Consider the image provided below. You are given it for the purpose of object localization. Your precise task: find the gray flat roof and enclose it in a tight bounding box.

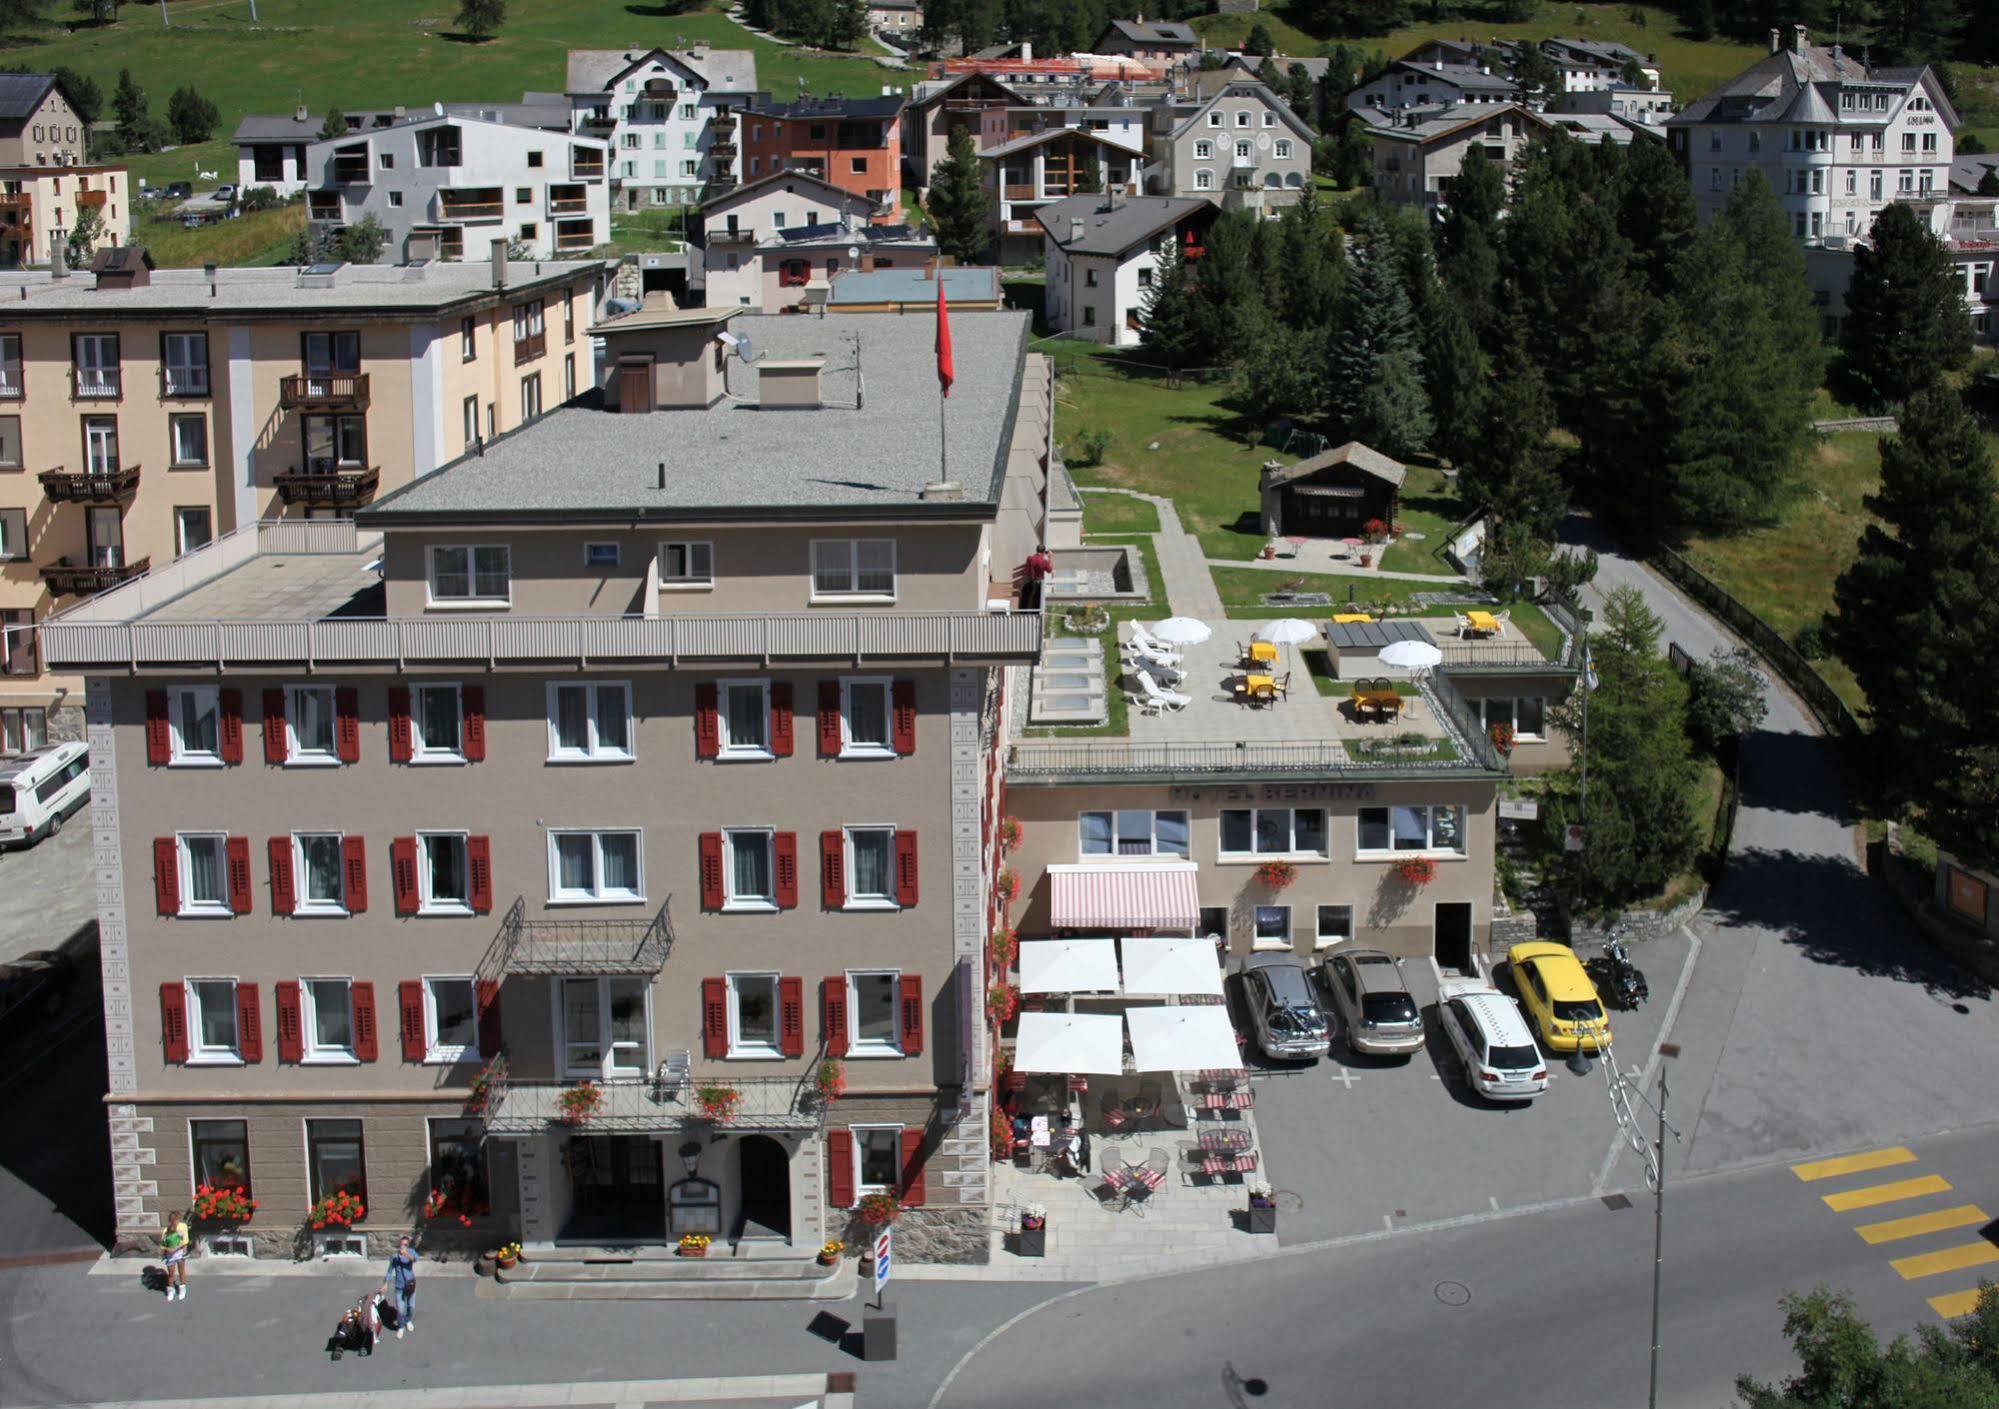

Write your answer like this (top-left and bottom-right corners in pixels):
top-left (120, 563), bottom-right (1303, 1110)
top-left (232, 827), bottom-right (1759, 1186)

top-left (828, 266), bottom-right (1000, 303)
top-left (363, 311), bottom-right (1034, 523)
top-left (0, 258), bottom-right (602, 316)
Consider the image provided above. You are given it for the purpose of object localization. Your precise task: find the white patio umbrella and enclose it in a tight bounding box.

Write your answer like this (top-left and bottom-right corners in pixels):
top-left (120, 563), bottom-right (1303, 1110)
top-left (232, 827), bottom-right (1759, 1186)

top-left (1125, 1005), bottom-right (1243, 1072)
top-left (1379, 639), bottom-right (1444, 671)
top-left (1150, 617), bottom-right (1213, 645)
top-left (1019, 938), bottom-right (1121, 995)
top-left (1013, 1011), bottom-right (1126, 1075)
top-left (1259, 618), bottom-right (1318, 645)
top-left (1120, 936), bottom-right (1225, 997)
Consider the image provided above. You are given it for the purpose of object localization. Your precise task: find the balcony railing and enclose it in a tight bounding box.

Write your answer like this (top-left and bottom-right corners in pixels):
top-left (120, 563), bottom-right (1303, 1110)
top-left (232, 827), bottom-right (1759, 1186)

top-left (76, 190), bottom-right (107, 208)
top-left (272, 464), bottom-right (380, 507)
top-left (572, 157), bottom-right (607, 180)
top-left (554, 229), bottom-right (595, 253)
top-left (548, 195), bottom-right (589, 215)
top-left (439, 199), bottom-right (505, 221)
top-left (279, 373), bottom-right (370, 411)
top-left (513, 331), bottom-right (546, 361)
top-left (330, 162), bottom-right (370, 185)
top-left (38, 463), bottom-right (140, 504)
top-left (41, 556), bottom-right (149, 597)
top-left (480, 896), bottom-right (674, 981)
top-left (481, 1066), bottom-right (826, 1136)
top-left (0, 193), bottom-right (30, 210)
top-left (0, 369), bottom-right (21, 399)
top-left (72, 369), bottom-right (120, 399)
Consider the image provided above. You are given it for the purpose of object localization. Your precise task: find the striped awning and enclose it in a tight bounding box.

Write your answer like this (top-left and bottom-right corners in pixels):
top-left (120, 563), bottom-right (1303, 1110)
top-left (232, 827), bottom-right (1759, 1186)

top-left (1048, 863), bottom-right (1200, 930)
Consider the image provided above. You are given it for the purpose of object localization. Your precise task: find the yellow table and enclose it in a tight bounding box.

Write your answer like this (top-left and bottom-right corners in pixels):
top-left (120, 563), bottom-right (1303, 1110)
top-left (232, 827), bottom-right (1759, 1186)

top-left (1353, 688), bottom-right (1402, 719)
top-left (1332, 613), bottom-right (1373, 624)
top-left (1465, 610), bottom-right (1500, 636)
top-left (1242, 673), bottom-right (1276, 702)
top-left (1248, 641), bottom-right (1279, 665)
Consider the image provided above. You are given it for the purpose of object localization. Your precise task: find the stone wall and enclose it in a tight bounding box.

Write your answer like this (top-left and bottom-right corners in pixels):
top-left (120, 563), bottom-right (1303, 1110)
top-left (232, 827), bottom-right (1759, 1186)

top-left (846, 1204), bottom-right (989, 1264)
top-left (47, 701), bottom-right (85, 744)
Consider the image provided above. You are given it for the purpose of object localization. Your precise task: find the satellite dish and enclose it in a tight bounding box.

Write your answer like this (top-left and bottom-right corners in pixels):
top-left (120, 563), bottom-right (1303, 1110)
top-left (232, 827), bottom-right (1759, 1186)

top-left (736, 335), bottom-right (755, 363)
top-left (433, 101), bottom-right (444, 116)
top-left (846, 245), bottom-right (860, 261)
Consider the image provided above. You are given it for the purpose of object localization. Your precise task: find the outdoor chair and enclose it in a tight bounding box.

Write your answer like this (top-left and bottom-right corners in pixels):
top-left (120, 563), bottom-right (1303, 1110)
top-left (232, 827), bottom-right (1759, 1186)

top-left (1128, 624), bottom-right (1182, 663)
top-left (1136, 670), bottom-right (1191, 713)
top-left (1129, 639), bottom-right (1185, 679)
top-left (1453, 612), bottom-right (1473, 640)
top-left (1274, 671), bottom-right (1293, 699)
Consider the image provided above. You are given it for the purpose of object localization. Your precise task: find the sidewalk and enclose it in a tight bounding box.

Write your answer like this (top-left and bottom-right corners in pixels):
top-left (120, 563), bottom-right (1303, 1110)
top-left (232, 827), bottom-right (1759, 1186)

top-left (1076, 488), bottom-right (1222, 618)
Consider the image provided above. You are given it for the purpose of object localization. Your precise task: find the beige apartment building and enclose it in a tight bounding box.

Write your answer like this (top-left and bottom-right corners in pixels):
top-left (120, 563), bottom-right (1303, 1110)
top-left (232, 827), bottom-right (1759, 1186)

top-left (41, 307), bottom-right (1051, 1272)
top-left (0, 248), bottom-right (602, 754)
top-left (0, 74), bottom-right (87, 169)
top-left (0, 165), bottom-right (132, 269)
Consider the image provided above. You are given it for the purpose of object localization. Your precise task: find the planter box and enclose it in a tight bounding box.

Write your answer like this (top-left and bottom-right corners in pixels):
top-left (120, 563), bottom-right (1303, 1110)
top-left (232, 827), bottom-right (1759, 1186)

top-left (1017, 1226), bottom-right (1046, 1258)
top-left (1246, 1205), bottom-right (1277, 1235)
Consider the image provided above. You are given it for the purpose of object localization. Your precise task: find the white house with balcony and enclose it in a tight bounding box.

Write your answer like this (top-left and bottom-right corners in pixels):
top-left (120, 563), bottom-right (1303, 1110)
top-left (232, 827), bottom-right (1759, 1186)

top-left (305, 113), bottom-right (611, 262)
top-left (566, 46), bottom-right (759, 210)
top-left (1037, 192), bottom-right (1211, 346)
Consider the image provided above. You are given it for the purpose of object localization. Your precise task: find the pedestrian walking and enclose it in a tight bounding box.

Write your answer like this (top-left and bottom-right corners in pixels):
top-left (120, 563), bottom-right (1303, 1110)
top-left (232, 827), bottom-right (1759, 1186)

top-left (386, 1234), bottom-right (417, 1337)
top-left (160, 1209), bottom-right (190, 1302)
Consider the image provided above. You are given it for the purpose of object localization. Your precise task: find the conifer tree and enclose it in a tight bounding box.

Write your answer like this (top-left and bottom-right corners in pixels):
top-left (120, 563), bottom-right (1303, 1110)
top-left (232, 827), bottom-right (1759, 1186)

top-left (924, 125), bottom-right (992, 263)
top-left (1841, 201), bottom-right (1973, 408)
top-left (1324, 252), bottom-right (1431, 458)
top-left (1138, 245), bottom-right (1203, 373)
top-left (1456, 308), bottom-right (1565, 537)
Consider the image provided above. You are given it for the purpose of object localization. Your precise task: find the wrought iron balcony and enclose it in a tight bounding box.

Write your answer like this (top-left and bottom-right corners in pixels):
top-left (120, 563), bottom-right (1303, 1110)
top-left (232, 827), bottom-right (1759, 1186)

top-left (38, 463), bottom-right (140, 504)
top-left (72, 368), bottom-right (120, 399)
top-left (479, 1062), bottom-right (825, 1137)
top-left (41, 556), bottom-right (149, 596)
top-left (279, 373), bottom-right (370, 411)
top-left (272, 464), bottom-right (380, 507)
top-left (481, 896), bottom-right (674, 979)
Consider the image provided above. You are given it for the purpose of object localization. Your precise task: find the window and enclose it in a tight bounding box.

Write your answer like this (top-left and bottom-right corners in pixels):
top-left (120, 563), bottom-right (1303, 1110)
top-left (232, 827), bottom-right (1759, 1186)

top-left (838, 677), bottom-right (892, 757)
top-left (659, 540), bottom-right (713, 587)
top-left (423, 978), bottom-right (478, 1062)
top-left (847, 971), bottom-right (901, 1055)
top-left (1219, 808), bottom-right (1327, 857)
top-left (1235, 141), bottom-right (1251, 159)
top-left (161, 332), bottom-right (208, 396)
top-left (520, 372), bottom-right (542, 421)
top-left (0, 414), bottom-right (19, 467)
top-left (83, 416), bottom-right (118, 475)
top-left (72, 332), bottom-right (118, 396)
top-left (418, 831), bottom-right (471, 913)
top-left (811, 538), bottom-right (895, 597)
top-left (548, 829), bottom-right (644, 903)
top-left (411, 683), bottom-right (463, 762)
top-left (723, 828), bottom-right (774, 908)
top-left (546, 681), bottom-right (632, 762)
top-left (1084, 268), bottom-right (1097, 287)
top-left (379, 152), bottom-right (395, 169)
top-left (512, 300), bottom-right (545, 355)
top-left (727, 972), bottom-right (781, 1057)
top-left (1316, 904), bottom-right (1354, 948)
top-left (844, 827), bottom-right (897, 907)
top-left (1078, 809), bottom-right (1190, 858)
top-left (1479, 696), bottom-right (1545, 739)
top-left (168, 685), bottom-right (220, 765)
top-left (302, 413), bottom-right (365, 471)
top-left (300, 978), bottom-right (356, 1061)
top-left (293, 833), bottom-right (348, 915)
top-left (1253, 906), bottom-right (1290, 948)
top-left (190, 1119), bottom-right (249, 1194)
top-left (560, 976), bottom-right (647, 1077)
top-left (1195, 169), bottom-right (1212, 190)
top-left (1275, 139), bottom-right (1292, 158)
top-left (1138, 267), bottom-right (1153, 289)
top-left (305, 1119), bottom-right (366, 1206)
top-left (1207, 111), bottom-right (1222, 127)
top-left (460, 317), bottom-right (476, 361)
top-left (1263, 111), bottom-right (1276, 127)
top-left (427, 1118), bottom-right (487, 1210)
top-left (518, 222), bottom-right (539, 243)
top-left (177, 832), bottom-right (231, 914)
top-left (717, 679), bottom-right (770, 759)
top-left (303, 331), bottom-right (360, 378)
top-left (1846, 170), bottom-right (1857, 195)
top-left (387, 191), bottom-right (403, 208)
top-left (185, 979), bottom-right (240, 1060)
top-left (1083, 307), bottom-right (1097, 327)
top-left (1357, 804), bottom-right (1466, 855)
top-left (0, 507), bottom-right (25, 560)
top-left (1235, 111), bottom-right (1250, 128)
top-left (854, 1125), bottom-right (902, 1194)
top-left (1902, 133), bottom-right (1916, 153)
top-left (563, 353), bottom-right (576, 402)
top-left (427, 545), bottom-right (511, 605)
top-left (1195, 140), bottom-right (1211, 158)
top-left (169, 413), bottom-right (208, 468)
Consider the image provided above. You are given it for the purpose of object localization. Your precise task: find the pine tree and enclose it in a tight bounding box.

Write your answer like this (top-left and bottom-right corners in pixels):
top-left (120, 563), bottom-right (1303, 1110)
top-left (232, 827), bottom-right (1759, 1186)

top-left (320, 109), bottom-right (349, 140)
top-left (1618, 136), bottom-right (1699, 298)
top-left (1457, 309), bottom-right (1565, 537)
top-left (1982, 169), bottom-right (1999, 197)
top-left (1830, 386), bottom-right (1999, 871)
top-left (1423, 299), bottom-right (1487, 469)
top-left (455, 0), bottom-right (506, 40)
top-left (1508, 41), bottom-right (1560, 104)
top-left (167, 85), bottom-right (219, 145)
top-left (1841, 201), bottom-right (1973, 408)
top-left (1324, 251), bottom-right (1432, 458)
top-left (1139, 245), bottom-right (1204, 373)
top-left (1244, 22), bottom-right (1276, 57)
top-left (111, 69), bottom-right (144, 130)
top-left (924, 125), bottom-right (992, 263)
top-left (1188, 211), bottom-right (1267, 366)
top-left (1684, 0), bottom-right (1715, 41)
top-left (1272, 186), bottom-right (1345, 331)
top-left (1238, 319), bottom-right (1325, 425)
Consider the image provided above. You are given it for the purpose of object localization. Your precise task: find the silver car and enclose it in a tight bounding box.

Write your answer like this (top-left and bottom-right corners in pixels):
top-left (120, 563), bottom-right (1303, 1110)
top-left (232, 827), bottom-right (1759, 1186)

top-left (1240, 955), bottom-right (1332, 1060)
top-left (1319, 949), bottom-right (1424, 1056)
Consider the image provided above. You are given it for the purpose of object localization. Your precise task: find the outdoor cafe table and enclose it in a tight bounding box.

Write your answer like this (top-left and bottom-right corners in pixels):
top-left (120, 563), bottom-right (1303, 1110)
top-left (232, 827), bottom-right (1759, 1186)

top-left (1465, 609), bottom-right (1500, 636)
top-left (1247, 640), bottom-right (1279, 665)
top-left (1353, 685), bottom-right (1402, 719)
top-left (1197, 1128), bottom-right (1253, 1153)
top-left (1332, 612), bottom-right (1374, 624)
top-left (1239, 674), bottom-right (1276, 702)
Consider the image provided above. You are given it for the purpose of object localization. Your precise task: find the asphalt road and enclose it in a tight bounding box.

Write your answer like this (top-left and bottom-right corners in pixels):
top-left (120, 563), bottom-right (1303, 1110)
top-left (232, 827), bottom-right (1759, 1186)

top-left (0, 815), bottom-right (95, 968)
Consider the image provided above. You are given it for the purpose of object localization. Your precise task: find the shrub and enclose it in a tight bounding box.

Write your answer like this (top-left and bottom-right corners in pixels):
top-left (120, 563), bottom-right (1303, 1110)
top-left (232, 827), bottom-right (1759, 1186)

top-left (1072, 427), bottom-right (1113, 467)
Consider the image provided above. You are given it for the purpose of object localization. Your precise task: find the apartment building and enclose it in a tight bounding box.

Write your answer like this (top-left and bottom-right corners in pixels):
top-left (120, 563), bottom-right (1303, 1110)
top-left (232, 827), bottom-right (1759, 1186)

top-left (985, 130), bottom-right (1144, 260)
top-left (1145, 75), bottom-right (1314, 212)
top-left (236, 95), bottom-right (574, 200)
top-left (1366, 103), bottom-right (1552, 209)
top-left (905, 72), bottom-right (1149, 197)
top-left (1346, 58), bottom-right (1525, 116)
top-left (42, 306), bottom-right (1051, 1266)
top-left (0, 74), bottom-right (87, 169)
top-left (1093, 18), bottom-right (1201, 64)
top-left (742, 94), bottom-right (907, 208)
top-left (866, 0), bottom-right (923, 38)
top-left (0, 165), bottom-right (131, 268)
top-left (1038, 193), bottom-right (1210, 345)
top-left (566, 47), bottom-right (760, 209)
top-left (1542, 36), bottom-right (1661, 94)
top-left (304, 113), bottom-right (611, 262)
top-left (695, 172), bottom-right (936, 310)
top-left (0, 249), bottom-right (601, 751)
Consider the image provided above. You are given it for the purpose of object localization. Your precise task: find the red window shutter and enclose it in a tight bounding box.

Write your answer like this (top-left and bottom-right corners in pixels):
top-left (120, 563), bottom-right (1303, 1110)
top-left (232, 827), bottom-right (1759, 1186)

top-left (352, 982), bottom-right (379, 1062)
top-left (267, 836), bottom-right (296, 916)
top-left (334, 687), bottom-right (361, 763)
top-left (262, 688), bottom-right (287, 765)
top-left (398, 979), bottom-right (426, 1062)
top-left (476, 979), bottom-right (501, 1056)
top-left (898, 974), bottom-right (924, 1056)
top-left (235, 982), bottom-right (262, 1063)
top-left (894, 830), bottom-right (919, 907)
top-left (159, 981), bottom-right (188, 1063)
top-left (779, 976), bottom-right (804, 1058)
top-left (698, 832), bottom-right (724, 909)
top-left (827, 1129), bottom-right (855, 1209)
top-left (700, 976), bottom-right (728, 1059)
top-left (769, 681), bottom-right (794, 757)
top-left (694, 683), bottom-right (720, 759)
top-left (225, 836), bottom-right (253, 914)
top-left (773, 831), bottom-right (798, 909)
top-left (467, 835), bottom-right (493, 912)
top-left (391, 837), bottom-right (419, 916)
top-left (342, 836), bottom-right (368, 913)
top-left (820, 830), bottom-right (845, 909)
top-left (275, 981), bottom-right (303, 1063)
top-left (891, 679), bottom-right (916, 755)
top-left (462, 685), bottom-right (486, 762)
top-left (900, 1128), bottom-right (926, 1205)
top-left (152, 837), bottom-right (179, 915)
top-left (388, 686), bottom-right (413, 763)
top-left (144, 690), bottom-right (171, 766)
top-left (817, 679), bottom-right (842, 757)
top-left (822, 976), bottom-right (848, 1058)
top-left (218, 689), bottom-right (244, 765)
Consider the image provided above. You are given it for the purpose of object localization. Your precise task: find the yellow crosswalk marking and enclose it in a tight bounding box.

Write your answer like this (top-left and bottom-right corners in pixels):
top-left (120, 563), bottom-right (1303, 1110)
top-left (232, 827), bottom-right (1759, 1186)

top-left (1929, 1289), bottom-right (1986, 1319)
top-left (1821, 1174), bottom-right (1953, 1211)
top-left (1792, 1147), bottom-right (1918, 1182)
top-left (1855, 1205), bottom-right (1991, 1245)
top-left (1890, 1241), bottom-right (1999, 1281)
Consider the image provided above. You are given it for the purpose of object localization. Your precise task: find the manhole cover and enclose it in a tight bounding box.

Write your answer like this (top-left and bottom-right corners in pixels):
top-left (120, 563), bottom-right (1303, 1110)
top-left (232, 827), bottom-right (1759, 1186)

top-left (1435, 1281), bottom-right (1471, 1307)
top-left (1601, 1193), bottom-right (1633, 1211)
top-left (1273, 1190), bottom-right (1305, 1213)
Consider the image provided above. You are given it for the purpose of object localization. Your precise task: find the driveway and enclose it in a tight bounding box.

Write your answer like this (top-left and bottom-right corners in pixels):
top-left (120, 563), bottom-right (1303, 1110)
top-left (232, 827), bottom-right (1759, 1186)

top-left (0, 814), bottom-right (94, 967)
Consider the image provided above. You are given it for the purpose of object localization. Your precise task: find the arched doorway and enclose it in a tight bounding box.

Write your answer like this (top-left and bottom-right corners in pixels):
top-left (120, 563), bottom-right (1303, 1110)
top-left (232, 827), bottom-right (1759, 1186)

top-left (736, 1135), bottom-right (791, 1242)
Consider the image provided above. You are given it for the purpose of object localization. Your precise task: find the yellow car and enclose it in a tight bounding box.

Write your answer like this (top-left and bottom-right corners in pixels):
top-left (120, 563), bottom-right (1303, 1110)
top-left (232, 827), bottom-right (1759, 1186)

top-left (1506, 942), bottom-right (1610, 1054)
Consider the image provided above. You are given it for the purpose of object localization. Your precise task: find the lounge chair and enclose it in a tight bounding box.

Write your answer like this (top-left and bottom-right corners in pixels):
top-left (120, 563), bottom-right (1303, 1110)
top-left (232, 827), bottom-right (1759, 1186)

top-left (1130, 641), bottom-right (1185, 682)
top-left (1129, 623), bottom-right (1183, 662)
top-left (1135, 669), bottom-right (1191, 713)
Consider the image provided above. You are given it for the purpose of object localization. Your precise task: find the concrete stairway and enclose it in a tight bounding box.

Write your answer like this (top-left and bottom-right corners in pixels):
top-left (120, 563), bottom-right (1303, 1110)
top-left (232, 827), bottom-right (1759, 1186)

top-left (494, 1245), bottom-right (853, 1301)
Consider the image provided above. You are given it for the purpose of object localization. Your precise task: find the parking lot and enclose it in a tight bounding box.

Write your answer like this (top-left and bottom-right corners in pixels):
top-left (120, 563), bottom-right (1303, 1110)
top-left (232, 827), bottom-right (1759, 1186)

top-left (1238, 929), bottom-right (1695, 1244)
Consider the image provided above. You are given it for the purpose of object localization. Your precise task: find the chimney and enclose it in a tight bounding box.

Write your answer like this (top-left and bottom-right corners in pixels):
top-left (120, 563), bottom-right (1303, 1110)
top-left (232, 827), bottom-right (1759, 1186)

top-left (656, 461), bottom-right (666, 489)
top-left (490, 237), bottom-right (509, 289)
top-left (393, 103), bottom-right (406, 121)
top-left (49, 229), bottom-right (66, 278)
top-left (1793, 24), bottom-right (1807, 51)
top-left (1069, 217), bottom-right (1084, 243)
top-left (1770, 27), bottom-right (1781, 53)
top-left (294, 102), bottom-right (309, 122)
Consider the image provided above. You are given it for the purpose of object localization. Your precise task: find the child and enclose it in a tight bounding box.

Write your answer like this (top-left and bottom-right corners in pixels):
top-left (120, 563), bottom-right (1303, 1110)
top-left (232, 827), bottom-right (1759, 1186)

top-left (159, 1211), bottom-right (190, 1302)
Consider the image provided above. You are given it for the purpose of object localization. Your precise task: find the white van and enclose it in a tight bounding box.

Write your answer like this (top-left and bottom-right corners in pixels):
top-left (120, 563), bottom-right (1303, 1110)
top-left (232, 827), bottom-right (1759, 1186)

top-left (0, 742), bottom-right (90, 848)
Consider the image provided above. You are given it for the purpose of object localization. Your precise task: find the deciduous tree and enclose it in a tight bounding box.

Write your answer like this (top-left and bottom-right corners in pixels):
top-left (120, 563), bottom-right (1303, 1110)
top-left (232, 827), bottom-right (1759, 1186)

top-left (1736, 1284), bottom-right (1999, 1409)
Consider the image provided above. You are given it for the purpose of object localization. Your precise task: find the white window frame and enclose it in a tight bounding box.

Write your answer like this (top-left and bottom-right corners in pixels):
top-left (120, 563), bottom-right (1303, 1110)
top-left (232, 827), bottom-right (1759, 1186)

top-left (167, 685), bottom-right (222, 767)
top-left (422, 975), bottom-right (479, 1064)
top-left (1077, 809), bottom-right (1191, 859)
top-left (410, 683), bottom-right (465, 764)
top-left (546, 828), bottom-right (645, 905)
top-left (285, 683), bottom-right (339, 766)
top-left (716, 678), bottom-right (772, 761)
top-left (1218, 807), bottom-right (1329, 859)
top-left (299, 976), bottom-right (358, 1064)
top-left (292, 831), bottom-right (349, 916)
top-left (809, 538), bottom-right (896, 601)
top-left (845, 969), bottom-right (903, 1057)
top-left (1195, 169), bottom-right (1212, 191)
top-left (1251, 904), bottom-right (1291, 951)
top-left (658, 540), bottom-right (714, 589)
top-left (185, 976), bottom-right (241, 1063)
top-left (1194, 140), bottom-right (1211, 159)
top-left (1275, 139), bottom-right (1292, 158)
top-left (1206, 111), bottom-right (1221, 127)
top-left (417, 830), bottom-right (473, 915)
top-left (1315, 904), bottom-right (1354, 950)
top-left (169, 413), bottom-right (208, 467)
top-left (1356, 804), bottom-right (1467, 858)
top-left (725, 970), bottom-right (783, 1059)
top-left (544, 681), bottom-right (634, 763)
top-left (177, 832), bottom-right (232, 917)
top-left (555, 975), bottom-right (651, 1079)
top-left (852, 1123), bottom-right (903, 1197)
top-left (722, 827), bottom-right (776, 911)
top-left (839, 676), bottom-right (894, 758)
top-left (843, 826), bottom-right (899, 910)
top-left (425, 544), bottom-right (512, 607)
top-left (1478, 695), bottom-right (1546, 742)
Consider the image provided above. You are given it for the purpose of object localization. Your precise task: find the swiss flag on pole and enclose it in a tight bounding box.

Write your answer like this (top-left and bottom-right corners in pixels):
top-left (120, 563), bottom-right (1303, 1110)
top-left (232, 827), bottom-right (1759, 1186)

top-left (935, 277), bottom-right (954, 398)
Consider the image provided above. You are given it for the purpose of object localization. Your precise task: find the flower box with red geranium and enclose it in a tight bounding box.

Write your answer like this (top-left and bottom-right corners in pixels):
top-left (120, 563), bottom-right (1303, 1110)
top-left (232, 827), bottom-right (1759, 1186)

top-left (987, 981), bottom-right (1020, 1023)
top-left (1255, 859), bottom-right (1298, 890)
top-left (695, 1084), bottom-right (742, 1123)
top-left (997, 816), bottom-right (1023, 853)
top-left (1396, 856), bottom-right (1438, 886)
top-left (191, 1183), bottom-right (256, 1225)
top-left (307, 1190), bottom-right (365, 1230)
top-left (464, 1053), bottom-right (506, 1116)
top-left (1489, 722), bottom-right (1515, 756)
top-left (989, 926), bottom-right (1017, 971)
top-left (1363, 517), bottom-right (1389, 544)
top-left (994, 867), bottom-right (1020, 905)
top-left (857, 1192), bottom-right (901, 1226)
top-left (556, 1080), bottom-right (603, 1125)
top-left (422, 1178), bottom-right (490, 1227)
top-left (814, 1059), bottom-right (846, 1102)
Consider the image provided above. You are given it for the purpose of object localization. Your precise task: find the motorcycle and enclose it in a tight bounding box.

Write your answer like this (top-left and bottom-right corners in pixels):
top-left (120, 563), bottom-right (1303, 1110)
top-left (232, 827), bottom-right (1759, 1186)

top-left (1587, 933), bottom-right (1649, 1010)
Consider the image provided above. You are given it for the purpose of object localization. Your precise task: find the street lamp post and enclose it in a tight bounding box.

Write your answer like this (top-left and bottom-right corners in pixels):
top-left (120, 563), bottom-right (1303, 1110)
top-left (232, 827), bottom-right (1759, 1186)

top-left (1648, 1068), bottom-right (1669, 1409)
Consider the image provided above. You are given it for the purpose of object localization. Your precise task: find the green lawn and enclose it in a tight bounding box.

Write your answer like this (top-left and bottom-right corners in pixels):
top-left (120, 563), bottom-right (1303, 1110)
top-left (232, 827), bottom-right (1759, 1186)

top-left (1377, 462), bottom-right (1462, 574)
top-left (126, 202), bottom-right (305, 266)
top-left (1080, 492), bottom-right (1160, 536)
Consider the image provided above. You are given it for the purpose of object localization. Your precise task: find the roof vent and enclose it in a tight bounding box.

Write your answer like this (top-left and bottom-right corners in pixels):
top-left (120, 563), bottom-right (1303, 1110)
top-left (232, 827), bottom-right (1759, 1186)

top-left (920, 479), bottom-right (966, 501)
